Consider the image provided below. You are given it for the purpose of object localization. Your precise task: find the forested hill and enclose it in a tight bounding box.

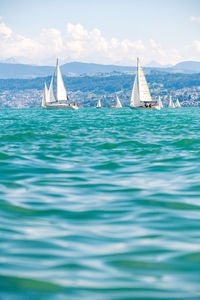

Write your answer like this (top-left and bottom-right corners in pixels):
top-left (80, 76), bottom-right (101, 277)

top-left (0, 71), bottom-right (200, 94)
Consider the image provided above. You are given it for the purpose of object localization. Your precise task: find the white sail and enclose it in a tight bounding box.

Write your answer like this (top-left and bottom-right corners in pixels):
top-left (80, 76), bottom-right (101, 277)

top-left (137, 58), bottom-right (152, 102)
top-left (168, 95), bottom-right (175, 108)
top-left (158, 96), bottom-right (163, 109)
top-left (47, 74), bottom-right (56, 103)
top-left (116, 95), bottom-right (122, 108)
top-left (42, 82), bottom-right (49, 107)
top-left (96, 99), bottom-right (101, 108)
top-left (130, 58), bottom-right (152, 107)
top-left (56, 59), bottom-right (67, 101)
top-left (175, 98), bottom-right (181, 108)
top-left (130, 71), bottom-right (140, 107)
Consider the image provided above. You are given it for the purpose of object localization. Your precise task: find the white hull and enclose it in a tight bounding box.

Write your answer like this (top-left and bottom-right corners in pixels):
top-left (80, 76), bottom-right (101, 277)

top-left (130, 105), bottom-right (160, 110)
top-left (44, 103), bottom-right (78, 110)
top-left (110, 106), bottom-right (122, 109)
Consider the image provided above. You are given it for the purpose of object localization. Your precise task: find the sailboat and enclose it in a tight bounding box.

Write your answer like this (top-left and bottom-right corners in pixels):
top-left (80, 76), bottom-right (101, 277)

top-left (111, 95), bottom-right (122, 108)
top-left (96, 99), bottom-right (102, 108)
top-left (175, 98), bottom-right (181, 108)
top-left (130, 58), bottom-right (160, 110)
top-left (42, 59), bottom-right (78, 110)
top-left (168, 95), bottom-right (175, 108)
top-left (157, 96), bottom-right (163, 109)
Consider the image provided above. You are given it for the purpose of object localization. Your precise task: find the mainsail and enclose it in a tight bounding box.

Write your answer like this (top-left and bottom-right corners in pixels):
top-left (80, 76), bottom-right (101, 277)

top-left (116, 95), bottom-right (122, 108)
top-left (56, 59), bottom-right (67, 101)
top-left (130, 58), bottom-right (152, 107)
top-left (168, 95), bottom-right (175, 108)
top-left (175, 98), bottom-right (181, 108)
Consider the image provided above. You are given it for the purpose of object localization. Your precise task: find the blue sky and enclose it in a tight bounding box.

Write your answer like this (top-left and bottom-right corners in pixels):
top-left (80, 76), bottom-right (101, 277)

top-left (0, 0), bottom-right (200, 65)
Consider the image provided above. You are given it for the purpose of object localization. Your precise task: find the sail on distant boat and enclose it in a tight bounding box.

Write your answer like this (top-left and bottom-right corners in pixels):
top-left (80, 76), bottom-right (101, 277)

top-left (130, 58), bottom-right (160, 110)
top-left (96, 99), bottom-right (102, 108)
top-left (42, 82), bottom-right (49, 107)
top-left (111, 95), bottom-right (122, 108)
top-left (42, 59), bottom-right (78, 110)
top-left (158, 96), bottom-right (163, 109)
top-left (168, 95), bottom-right (175, 108)
top-left (175, 98), bottom-right (181, 108)
top-left (48, 73), bottom-right (56, 103)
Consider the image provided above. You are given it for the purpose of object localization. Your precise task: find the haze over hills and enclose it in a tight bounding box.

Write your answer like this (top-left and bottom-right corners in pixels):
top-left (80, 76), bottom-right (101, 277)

top-left (0, 60), bottom-right (200, 79)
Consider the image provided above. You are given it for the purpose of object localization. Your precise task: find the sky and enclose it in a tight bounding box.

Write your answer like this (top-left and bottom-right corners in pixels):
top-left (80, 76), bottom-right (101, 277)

top-left (0, 0), bottom-right (200, 66)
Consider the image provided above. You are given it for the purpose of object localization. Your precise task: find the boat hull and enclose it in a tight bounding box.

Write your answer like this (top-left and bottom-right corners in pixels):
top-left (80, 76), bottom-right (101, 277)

top-left (110, 106), bottom-right (122, 109)
top-left (130, 105), bottom-right (160, 110)
top-left (44, 104), bottom-right (78, 110)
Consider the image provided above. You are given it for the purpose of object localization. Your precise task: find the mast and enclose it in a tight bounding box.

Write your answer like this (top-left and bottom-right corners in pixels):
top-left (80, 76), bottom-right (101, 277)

top-left (56, 59), bottom-right (67, 101)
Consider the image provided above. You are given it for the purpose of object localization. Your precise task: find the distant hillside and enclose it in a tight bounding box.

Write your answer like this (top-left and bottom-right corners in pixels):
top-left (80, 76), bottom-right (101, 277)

top-left (0, 60), bottom-right (200, 79)
top-left (0, 63), bottom-right (54, 79)
top-left (60, 62), bottom-right (135, 75)
top-left (173, 61), bottom-right (200, 72)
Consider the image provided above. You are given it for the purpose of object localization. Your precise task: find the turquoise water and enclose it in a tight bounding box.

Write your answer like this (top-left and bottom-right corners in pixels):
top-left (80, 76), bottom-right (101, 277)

top-left (0, 108), bottom-right (200, 300)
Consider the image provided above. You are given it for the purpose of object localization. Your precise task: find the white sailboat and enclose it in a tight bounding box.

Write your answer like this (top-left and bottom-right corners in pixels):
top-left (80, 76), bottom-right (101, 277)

top-left (175, 98), bottom-right (181, 108)
top-left (96, 99), bottom-right (102, 108)
top-left (42, 59), bottom-right (78, 110)
top-left (157, 96), bottom-right (163, 109)
top-left (168, 95), bottom-right (175, 108)
top-left (130, 58), bottom-right (160, 110)
top-left (111, 95), bottom-right (122, 108)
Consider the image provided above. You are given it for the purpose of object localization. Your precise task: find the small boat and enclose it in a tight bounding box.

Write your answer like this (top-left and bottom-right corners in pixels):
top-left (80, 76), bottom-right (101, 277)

top-left (111, 95), bottom-right (122, 108)
top-left (96, 99), bottom-right (102, 108)
top-left (168, 95), bottom-right (175, 108)
top-left (157, 96), bottom-right (163, 109)
top-left (130, 58), bottom-right (160, 110)
top-left (42, 59), bottom-right (78, 110)
top-left (175, 98), bottom-right (181, 108)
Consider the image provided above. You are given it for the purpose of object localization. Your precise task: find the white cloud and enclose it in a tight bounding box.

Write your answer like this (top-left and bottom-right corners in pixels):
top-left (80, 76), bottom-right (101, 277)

top-left (189, 16), bottom-right (200, 23)
top-left (0, 21), bottom-right (199, 66)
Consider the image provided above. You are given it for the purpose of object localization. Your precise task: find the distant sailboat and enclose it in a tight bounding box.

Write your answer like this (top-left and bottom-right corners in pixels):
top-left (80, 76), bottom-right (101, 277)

top-left (130, 58), bottom-right (160, 110)
top-left (42, 59), bottom-right (78, 110)
top-left (96, 99), bottom-right (102, 108)
top-left (111, 95), bottom-right (122, 108)
top-left (157, 96), bottom-right (163, 109)
top-left (175, 98), bottom-right (181, 108)
top-left (168, 95), bottom-right (175, 108)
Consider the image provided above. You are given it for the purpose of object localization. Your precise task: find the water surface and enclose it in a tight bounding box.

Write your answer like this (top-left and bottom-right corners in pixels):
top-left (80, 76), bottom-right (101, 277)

top-left (0, 108), bottom-right (200, 299)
